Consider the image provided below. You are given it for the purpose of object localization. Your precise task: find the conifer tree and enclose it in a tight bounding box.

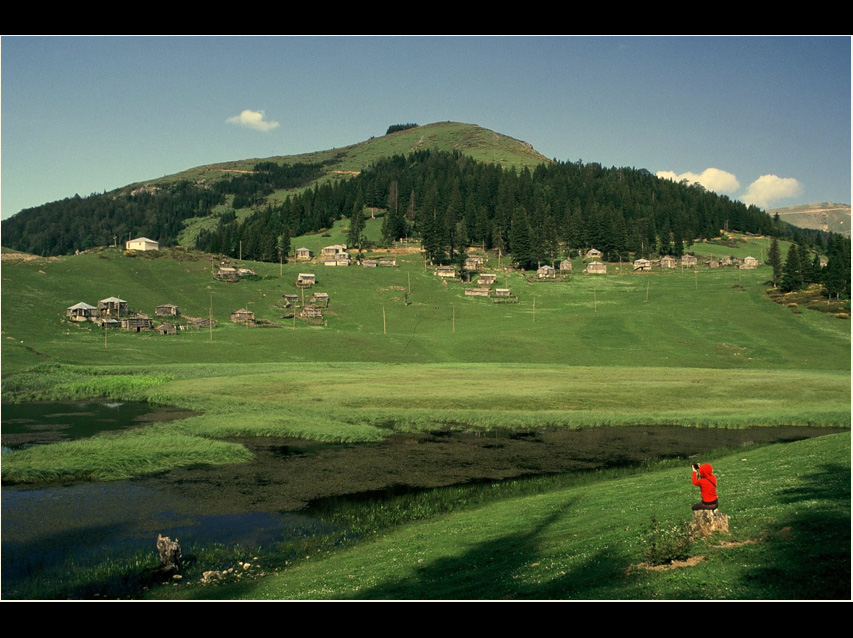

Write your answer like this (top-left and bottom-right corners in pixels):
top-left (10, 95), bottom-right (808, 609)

top-left (780, 244), bottom-right (803, 292)
top-left (767, 237), bottom-right (782, 287)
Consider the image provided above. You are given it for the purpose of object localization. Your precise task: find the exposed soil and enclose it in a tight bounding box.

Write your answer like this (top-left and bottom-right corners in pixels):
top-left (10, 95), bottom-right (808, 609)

top-left (134, 425), bottom-right (840, 516)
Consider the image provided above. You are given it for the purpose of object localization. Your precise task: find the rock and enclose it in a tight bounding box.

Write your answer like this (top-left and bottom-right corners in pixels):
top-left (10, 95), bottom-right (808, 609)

top-left (690, 509), bottom-right (730, 536)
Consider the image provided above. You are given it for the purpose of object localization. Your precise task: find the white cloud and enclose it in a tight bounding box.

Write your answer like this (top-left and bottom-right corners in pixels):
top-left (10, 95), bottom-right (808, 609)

top-left (741, 175), bottom-right (803, 209)
top-left (226, 109), bottom-right (280, 132)
top-left (656, 168), bottom-right (740, 194)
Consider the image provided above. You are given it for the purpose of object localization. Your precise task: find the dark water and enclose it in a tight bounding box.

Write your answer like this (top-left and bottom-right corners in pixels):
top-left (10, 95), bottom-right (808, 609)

top-left (0, 402), bottom-right (843, 598)
top-left (1, 400), bottom-right (196, 451)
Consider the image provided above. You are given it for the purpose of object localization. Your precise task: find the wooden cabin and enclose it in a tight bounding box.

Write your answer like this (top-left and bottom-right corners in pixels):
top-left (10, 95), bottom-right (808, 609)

top-left (378, 258), bottom-right (398, 267)
top-left (311, 292), bottom-right (330, 307)
top-left (741, 256), bottom-right (760, 269)
top-left (283, 294), bottom-right (300, 306)
top-left (585, 262), bottom-right (607, 274)
top-left (295, 247), bottom-right (313, 261)
top-left (321, 244), bottom-right (347, 257)
top-left (66, 302), bottom-right (98, 322)
top-left (157, 323), bottom-right (177, 335)
top-left (537, 265), bottom-right (556, 279)
top-left (189, 317), bottom-right (216, 329)
top-left (121, 315), bottom-right (154, 332)
top-left (495, 288), bottom-right (512, 297)
top-left (633, 259), bottom-right (652, 271)
top-left (478, 273), bottom-right (498, 287)
top-left (230, 308), bottom-right (255, 324)
top-left (586, 248), bottom-right (602, 259)
top-left (155, 303), bottom-right (180, 317)
top-left (362, 259), bottom-right (378, 268)
top-left (296, 273), bottom-right (316, 287)
top-left (98, 297), bottom-right (128, 316)
top-left (464, 287), bottom-right (490, 297)
top-left (681, 254), bottom-right (698, 267)
top-left (559, 259), bottom-right (573, 272)
top-left (435, 266), bottom-right (457, 278)
top-left (465, 256), bottom-right (484, 271)
top-left (660, 256), bottom-right (678, 269)
top-left (301, 305), bottom-right (323, 319)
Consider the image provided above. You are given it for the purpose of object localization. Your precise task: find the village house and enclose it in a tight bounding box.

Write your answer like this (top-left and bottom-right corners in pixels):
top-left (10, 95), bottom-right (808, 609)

top-left (295, 247), bottom-right (313, 261)
top-left (741, 256), bottom-right (760, 269)
top-left (633, 259), bottom-right (652, 271)
top-left (155, 303), bottom-right (180, 317)
top-left (321, 244), bottom-right (347, 257)
top-left (681, 254), bottom-right (698, 267)
top-left (660, 255), bottom-right (678, 269)
top-left (537, 264), bottom-right (556, 278)
top-left (283, 294), bottom-right (300, 307)
top-left (435, 266), bottom-right (457, 278)
top-left (361, 259), bottom-right (378, 268)
top-left (464, 287), bottom-right (490, 297)
top-left (311, 292), bottom-right (330, 307)
top-left (66, 302), bottom-right (98, 322)
top-left (478, 273), bottom-right (498, 287)
top-left (230, 308), bottom-right (255, 324)
top-left (465, 256), bottom-right (484, 271)
top-left (300, 305), bottom-right (324, 320)
top-left (125, 237), bottom-right (159, 251)
top-left (157, 323), bottom-right (177, 335)
top-left (585, 262), bottom-right (607, 274)
top-left (559, 259), bottom-right (573, 272)
top-left (378, 258), bottom-right (398, 267)
top-left (586, 248), bottom-right (602, 259)
top-left (98, 297), bottom-right (128, 316)
top-left (324, 252), bottom-right (351, 266)
top-left (189, 317), bottom-right (216, 329)
top-left (297, 273), bottom-right (316, 287)
top-left (121, 315), bottom-right (154, 332)
top-left (494, 288), bottom-right (512, 297)
top-left (215, 266), bottom-right (238, 281)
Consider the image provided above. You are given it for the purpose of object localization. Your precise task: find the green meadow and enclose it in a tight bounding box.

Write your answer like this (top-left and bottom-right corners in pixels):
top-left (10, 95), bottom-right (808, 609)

top-left (1, 224), bottom-right (850, 598)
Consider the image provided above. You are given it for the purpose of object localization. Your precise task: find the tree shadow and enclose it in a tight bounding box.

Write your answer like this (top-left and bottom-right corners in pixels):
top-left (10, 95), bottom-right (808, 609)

top-left (732, 462), bottom-right (851, 599)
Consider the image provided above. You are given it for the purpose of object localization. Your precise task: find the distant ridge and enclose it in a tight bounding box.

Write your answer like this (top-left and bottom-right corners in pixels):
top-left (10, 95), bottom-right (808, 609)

top-left (769, 202), bottom-right (851, 236)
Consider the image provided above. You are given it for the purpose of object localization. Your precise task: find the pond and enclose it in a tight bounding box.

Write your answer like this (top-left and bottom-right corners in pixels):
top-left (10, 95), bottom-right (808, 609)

top-left (0, 402), bottom-right (842, 598)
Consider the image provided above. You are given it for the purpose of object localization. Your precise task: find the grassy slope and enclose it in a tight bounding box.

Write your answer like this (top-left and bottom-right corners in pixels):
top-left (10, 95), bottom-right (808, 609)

top-left (1, 227), bottom-right (849, 483)
top-left (154, 431), bottom-right (850, 600)
top-left (769, 202), bottom-right (851, 236)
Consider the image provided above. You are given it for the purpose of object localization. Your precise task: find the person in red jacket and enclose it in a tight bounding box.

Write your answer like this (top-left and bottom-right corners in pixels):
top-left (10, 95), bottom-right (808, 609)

top-left (691, 462), bottom-right (718, 511)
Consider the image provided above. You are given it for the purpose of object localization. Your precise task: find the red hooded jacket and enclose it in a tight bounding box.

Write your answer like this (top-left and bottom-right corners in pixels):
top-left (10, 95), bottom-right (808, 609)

top-left (692, 463), bottom-right (717, 502)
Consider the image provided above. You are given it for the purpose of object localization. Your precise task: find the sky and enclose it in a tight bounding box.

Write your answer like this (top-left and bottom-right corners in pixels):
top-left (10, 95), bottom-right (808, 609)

top-left (1, 36), bottom-right (850, 221)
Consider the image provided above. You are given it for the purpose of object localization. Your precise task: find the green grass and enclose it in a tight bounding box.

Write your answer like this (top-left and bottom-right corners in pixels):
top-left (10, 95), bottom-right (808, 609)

top-left (148, 431), bottom-right (850, 600)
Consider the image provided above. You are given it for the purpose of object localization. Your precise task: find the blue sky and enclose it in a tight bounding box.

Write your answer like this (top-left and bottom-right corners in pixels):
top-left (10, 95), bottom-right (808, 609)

top-left (1, 36), bottom-right (850, 220)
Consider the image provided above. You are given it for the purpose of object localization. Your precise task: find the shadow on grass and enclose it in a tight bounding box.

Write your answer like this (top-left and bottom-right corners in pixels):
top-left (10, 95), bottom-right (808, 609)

top-left (734, 462), bottom-right (851, 600)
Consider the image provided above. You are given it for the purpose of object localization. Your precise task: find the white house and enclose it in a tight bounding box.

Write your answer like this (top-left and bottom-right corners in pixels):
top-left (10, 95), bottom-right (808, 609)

top-left (126, 237), bottom-right (159, 251)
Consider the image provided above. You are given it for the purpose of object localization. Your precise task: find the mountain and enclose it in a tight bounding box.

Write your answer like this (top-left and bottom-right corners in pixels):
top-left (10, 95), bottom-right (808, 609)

top-left (769, 202), bottom-right (851, 236)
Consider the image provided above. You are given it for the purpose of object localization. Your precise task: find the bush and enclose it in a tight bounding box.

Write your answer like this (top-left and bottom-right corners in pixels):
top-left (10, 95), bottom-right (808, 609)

top-left (641, 513), bottom-right (695, 565)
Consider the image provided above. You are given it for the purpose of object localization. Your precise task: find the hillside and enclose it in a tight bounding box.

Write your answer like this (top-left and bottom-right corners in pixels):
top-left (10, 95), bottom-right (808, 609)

top-left (769, 202), bottom-right (851, 236)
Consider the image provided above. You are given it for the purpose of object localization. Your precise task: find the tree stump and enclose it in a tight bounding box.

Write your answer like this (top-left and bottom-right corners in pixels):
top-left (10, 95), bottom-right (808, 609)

top-left (157, 534), bottom-right (182, 573)
top-left (690, 509), bottom-right (730, 536)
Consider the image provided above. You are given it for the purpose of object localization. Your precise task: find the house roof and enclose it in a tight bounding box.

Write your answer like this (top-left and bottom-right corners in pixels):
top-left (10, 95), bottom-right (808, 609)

top-left (99, 296), bottom-right (127, 303)
top-left (128, 237), bottom-right (158, 243)
top-left (68, 302), bottom-right (97, 310)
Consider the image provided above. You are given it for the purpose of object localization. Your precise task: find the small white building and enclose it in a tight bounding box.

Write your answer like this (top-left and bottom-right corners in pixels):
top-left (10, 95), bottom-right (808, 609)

top-left (126, 237), bottom-right (159, 251)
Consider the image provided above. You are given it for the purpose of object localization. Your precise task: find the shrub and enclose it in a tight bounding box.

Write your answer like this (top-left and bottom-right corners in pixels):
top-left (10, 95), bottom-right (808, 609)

top-left (641, 513), bottom-right (695, 565)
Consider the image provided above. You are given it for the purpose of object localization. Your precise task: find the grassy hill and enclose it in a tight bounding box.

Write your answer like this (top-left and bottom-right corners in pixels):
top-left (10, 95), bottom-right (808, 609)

top-left (770, 202), bottom-right (851, 236)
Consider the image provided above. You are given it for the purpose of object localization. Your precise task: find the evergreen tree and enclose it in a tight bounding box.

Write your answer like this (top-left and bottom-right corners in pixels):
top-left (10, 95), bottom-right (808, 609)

top-left (767, 238), bottom-right (782, 287)
top-left (780, 244), bottom-right (803, 292)
top-left (348, 191), bottom-right (366, 251)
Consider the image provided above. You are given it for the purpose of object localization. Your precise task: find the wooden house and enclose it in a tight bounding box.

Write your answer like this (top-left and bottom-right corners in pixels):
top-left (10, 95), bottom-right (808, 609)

top-left (296, 273), bottom-right (316, 287)
top-left (125, 237), bottom-right (159, 251)
top-left (435, 266), bottom-right (457, 278)
top-left (633, 259), bottom-right (652, 271)
top-left (464, 287), bottom-right (490, 297)
top-left (720, 256), bottom-right (733, 266)
top-left (321, 244), bottom-right (347, 257)
top-left (586, 248), bottom-right (602, 260)
top-left (189, 317), bottom-right (216, 329)
top-left (283, 294), bottom-right (300, 306)
top-left (585, 262), bottom-right (607, 274)
top-left (741, 256), bottom-right (759, 269)
top-left (681, 254), bottom-right (698, 267)
top-left (230, 308), bottom-right (255, 324)
top-left (537, 264), bottom-right (556, 279)
top-left (99, 318), bottom-right (121, 329)
top-left (311, 292), bottom-right (330, 307)
top-left (301, 305), bottom-right (323, 319)
top-left (157, 323), bottom-right (177, 335)
top-left (98, 297), bottom-right (128, 316)
top-left (478, 273), bottom-right (497, 287)
top-left (215, 266), bottom-right (238, 281)
top-left (465, 256), bottom-right (484, 271)
top-left (324, 253), bottom-right (350, 266)
top-left (295, 247), bottom-right (313, 261)
top-left (708, 259), bottom-right (721, 269)
top-left (362, 259), bottom-right (378, 268)
top-left (155, 303), bottom-right (180, 317)
top-left (121, 315), bottom-right (154, 332)
top-left (660, 255), bottom-right (678, 269)
top-left (495, 288), bottom-right (512, 297)
top-left (559, 259), bottom-right (573, 272)
top-left (66, 302), bottom-right (98, 322)
top-left (378, 258), bottom-right (398, 267)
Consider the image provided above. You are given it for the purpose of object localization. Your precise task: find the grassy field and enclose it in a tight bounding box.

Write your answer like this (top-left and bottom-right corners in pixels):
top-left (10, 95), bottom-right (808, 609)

top-left (147, 431), bottom-right (850, 600)
top-left (2, 226), bottom-right (849, 483)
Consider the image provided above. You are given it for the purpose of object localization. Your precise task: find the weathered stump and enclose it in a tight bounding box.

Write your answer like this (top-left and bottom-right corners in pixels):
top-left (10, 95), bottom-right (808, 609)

top-left (157, 534), bottom-right (182, 573)
top-left (690, 509), bottom-right (730, 536)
